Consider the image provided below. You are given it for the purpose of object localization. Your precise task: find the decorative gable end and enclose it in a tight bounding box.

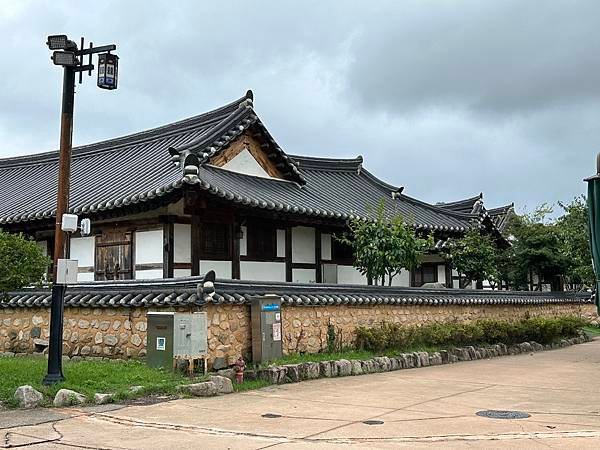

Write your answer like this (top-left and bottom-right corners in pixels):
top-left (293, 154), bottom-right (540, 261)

top-left (209, 132), bottom-right (284, 179)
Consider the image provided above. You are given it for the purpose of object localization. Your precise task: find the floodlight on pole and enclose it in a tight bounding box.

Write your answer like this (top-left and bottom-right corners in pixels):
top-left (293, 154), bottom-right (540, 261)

top-left (43, 34), bottom-right (119, 386)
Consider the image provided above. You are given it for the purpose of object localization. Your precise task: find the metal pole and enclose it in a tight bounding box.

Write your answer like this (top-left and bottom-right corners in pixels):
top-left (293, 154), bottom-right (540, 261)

top-left (43, 65), bottom-right (76, 385)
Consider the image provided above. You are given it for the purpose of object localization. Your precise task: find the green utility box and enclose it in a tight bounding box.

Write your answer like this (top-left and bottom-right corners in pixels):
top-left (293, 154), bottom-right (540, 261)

top-left (146, 312), bottom-right (208, 369)
top-left (251, 295), bottom-right (283, 364)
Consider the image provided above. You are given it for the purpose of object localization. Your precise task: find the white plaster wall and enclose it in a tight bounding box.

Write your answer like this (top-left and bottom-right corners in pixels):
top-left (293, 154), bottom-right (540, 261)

top-left (321, 233), bottom-right (332, 260)
top-left (241, 261), bottom-right (286, 282)
top-left (222, 148), bottom-right (271, 178)
top-left (337, 265), bottom-right (367, 285)
top-left (135, 229), bottom-right (163, 264)
top-left (276, 229), bottom-right (286, 257)
top-left (452, 269), bottom-right (460, 288)
top-left (240, 226), bottom-right (248, 256)
top-left (174, 224), bottom-right (191, 263)
top-left (70, 236), bottom-right (95, 282)
top-left (292, 268), bottom-right (316, 283)
top-left (136, 269), bottom-right (164, 280)
top-left (437, 264), bottom-right (446, 285)
top-left (200, 260), bottom-right (232, 279)
top-left (174, 269), bottom-right (191, 278)
top-left (391, 270), bottom-right (410, 286)
top-left (292, 226), bottom-right (315, 263)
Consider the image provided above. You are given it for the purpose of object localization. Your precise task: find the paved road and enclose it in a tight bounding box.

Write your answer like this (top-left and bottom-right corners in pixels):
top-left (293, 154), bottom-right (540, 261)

top-left (2, 339), bottom-right (600, 449)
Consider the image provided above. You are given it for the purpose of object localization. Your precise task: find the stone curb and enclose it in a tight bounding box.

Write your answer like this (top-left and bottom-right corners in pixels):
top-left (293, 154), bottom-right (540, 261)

top-left (256, 334), bottom-right (591, 385)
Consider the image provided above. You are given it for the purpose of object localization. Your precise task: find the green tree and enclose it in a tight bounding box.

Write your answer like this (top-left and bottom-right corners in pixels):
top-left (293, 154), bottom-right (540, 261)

top-left (0, 230), bottom-right (50, 295)
top-left (444, 228), bottom-right (499, 289)
top-left (337, 201), bottom-right (432, 286)
top-left (555, 196), bottom-right (594, 289)
top-left (508, 206), bottom-right (569, 291)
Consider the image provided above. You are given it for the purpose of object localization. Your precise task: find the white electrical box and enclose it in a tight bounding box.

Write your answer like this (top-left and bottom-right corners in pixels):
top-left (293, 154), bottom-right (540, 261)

top-left (61, 214), bottom-right (79, 233)
top-left (56, 259), bottom-right (78, 284)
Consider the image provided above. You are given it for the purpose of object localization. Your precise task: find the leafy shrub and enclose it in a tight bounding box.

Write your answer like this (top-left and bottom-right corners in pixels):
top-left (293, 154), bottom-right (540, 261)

top-left (355, 315), bottom-right (588, 352)
top-left (0, 230), bottom-right (50, 296)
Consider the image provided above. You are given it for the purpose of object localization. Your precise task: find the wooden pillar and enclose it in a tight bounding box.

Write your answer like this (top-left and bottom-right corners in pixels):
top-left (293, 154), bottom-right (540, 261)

top-left (285, 227), bottom-right (292, 282)
top-left (232, 221), bottom-right (241, 280)
top-left (162, 220), bottom-right (174, 279)
top-left (191, 215), bottom-right (201, 276)
top-left (315, 229), bottom-right (322, 283)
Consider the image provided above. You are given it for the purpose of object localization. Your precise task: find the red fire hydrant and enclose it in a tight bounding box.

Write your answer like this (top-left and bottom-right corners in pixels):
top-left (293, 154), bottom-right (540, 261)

top-left (234, 357), bottom-right (246, 384)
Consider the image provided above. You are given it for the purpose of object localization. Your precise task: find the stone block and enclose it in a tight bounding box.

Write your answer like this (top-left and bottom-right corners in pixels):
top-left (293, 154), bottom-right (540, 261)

top-left (216, 368), bottom-right (236, 381)
top-left (319, 361), bottom-right (334, 377)
top-left (14, 385), bottom-right (43, 408)
top-left (429, 352), bottom-right (442, 366)
top-left (350, 360), bottom-right (363, 375)
top-left (94, 393), bottom-right (114, 405)
top-left (209, 375), bottom-right (234, 394)
top-left (439, 350), bottom-right (449, 364)
top-left (284, 364), bottom-right (301, 383)
top-left (417, 352), bottom-right (429, 367)
top-left (177, 381), bottom-right (218, 397)
top-left (334, 359), bottom-right (352, 377)
top-left (53, 389), bottom-right (86, 407)
top-left (299, 362), bottom-right (320, 380)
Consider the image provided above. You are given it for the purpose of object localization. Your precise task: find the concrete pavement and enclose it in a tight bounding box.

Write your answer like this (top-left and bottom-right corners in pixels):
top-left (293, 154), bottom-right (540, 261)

top-left (2, 339), bottom-right (600, 449)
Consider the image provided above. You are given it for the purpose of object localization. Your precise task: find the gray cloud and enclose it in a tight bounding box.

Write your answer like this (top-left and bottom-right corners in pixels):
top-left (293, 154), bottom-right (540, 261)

top-left (0, 0), bottom-right (598, 212)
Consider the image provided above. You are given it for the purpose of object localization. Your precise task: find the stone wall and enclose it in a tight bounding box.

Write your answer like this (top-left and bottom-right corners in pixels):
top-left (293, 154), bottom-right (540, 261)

top-left (0, 302), bottom-right (596, 365)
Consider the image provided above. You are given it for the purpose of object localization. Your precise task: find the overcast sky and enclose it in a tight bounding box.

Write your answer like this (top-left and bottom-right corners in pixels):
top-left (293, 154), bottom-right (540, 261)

top-left (1, 1), bottom-right (599, 212)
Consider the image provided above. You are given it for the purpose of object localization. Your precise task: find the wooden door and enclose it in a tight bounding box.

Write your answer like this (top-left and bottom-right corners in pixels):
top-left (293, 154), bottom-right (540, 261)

top-left (95, 229), bottom-right (133, 280)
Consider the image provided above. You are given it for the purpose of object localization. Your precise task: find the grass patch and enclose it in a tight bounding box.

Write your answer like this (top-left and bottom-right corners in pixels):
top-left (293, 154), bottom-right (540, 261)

top-left (0, 356), bottom-right (204, 408)
top-left (583, 325), bottom-right (600, 336)
top-left (233, 379), bottom-right (271, 392)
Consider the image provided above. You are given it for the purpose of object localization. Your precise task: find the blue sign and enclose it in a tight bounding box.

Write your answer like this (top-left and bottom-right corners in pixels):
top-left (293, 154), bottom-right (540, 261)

top-left (261, 303), bottom-right (280, 311)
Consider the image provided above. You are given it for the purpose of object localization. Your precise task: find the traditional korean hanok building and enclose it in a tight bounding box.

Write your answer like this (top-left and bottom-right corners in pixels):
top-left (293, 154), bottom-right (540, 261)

top-left (0, 91), bottom-right (513, 288)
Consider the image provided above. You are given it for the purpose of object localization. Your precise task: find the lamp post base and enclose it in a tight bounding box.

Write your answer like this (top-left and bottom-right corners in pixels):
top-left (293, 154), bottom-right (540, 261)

top-left (42, 283), bottom-right (66, 385)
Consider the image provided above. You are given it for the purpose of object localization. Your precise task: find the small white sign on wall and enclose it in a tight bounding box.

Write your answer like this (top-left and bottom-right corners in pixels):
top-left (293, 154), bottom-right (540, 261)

top-left (156, 337), bottom-right (166, 351)
top-left (272, 323), bottom-right (281, 341)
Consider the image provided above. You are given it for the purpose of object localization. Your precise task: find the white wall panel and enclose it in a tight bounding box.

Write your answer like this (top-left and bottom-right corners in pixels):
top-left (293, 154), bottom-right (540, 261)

top-left (337, 265), bottom-right (367, 285)
top-left (135, 229), bottom-right (163, 264)
top-left (276, 229), bottom-right (286, 257)
top-left (174, 268), bottom-right (191, 278)
top-left (437, 264), bottom-right (446, 285)
top-left (292, 268), bottom-right (316, 283)
top-left (135, 269), bottom-right (163, 280)
top-left (36, 241), bottom-right (48, 256)
top-left (241, 261), bottom-right (286, 282)
top-left (174, 224), bottom-right (191, 263)
top-left (222, 148), bottom-right (271, 178)
top-left (240, 226), bottom-right (248, 256)
top-left (391, 270), bottom-right (410, 286)
top-left (292, 226), bottom-right (315, 263)
top-left (321, 233), bottom-right (332, 260)
top-left (200, 260), bottom-right (232, 279)
top-left (70, 236), bottom-right (95, 267)
top-left (77, 273), bottom-right (95, 282)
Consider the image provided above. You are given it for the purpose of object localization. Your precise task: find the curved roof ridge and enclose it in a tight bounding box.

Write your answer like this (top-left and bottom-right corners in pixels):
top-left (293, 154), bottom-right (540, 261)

top-left (487, 203), bottom-right (515, 214)
top-left (398, 193), bottom-right (481, 219)
top-left (437, 193), bottom-right (483, 208)
top-left (0, 91), bottom-right (252, 168)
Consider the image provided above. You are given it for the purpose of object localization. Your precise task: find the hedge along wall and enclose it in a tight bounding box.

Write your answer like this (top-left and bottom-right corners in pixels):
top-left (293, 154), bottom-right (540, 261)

top-left (0, 301), bottom-right (596, 365)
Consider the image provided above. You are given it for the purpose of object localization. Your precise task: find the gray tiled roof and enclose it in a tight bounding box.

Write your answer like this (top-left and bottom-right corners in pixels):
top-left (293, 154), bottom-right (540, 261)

top-left (0, 91), bottom-right (483, 231)
top-left (2, 276), bottom-right (591, 309)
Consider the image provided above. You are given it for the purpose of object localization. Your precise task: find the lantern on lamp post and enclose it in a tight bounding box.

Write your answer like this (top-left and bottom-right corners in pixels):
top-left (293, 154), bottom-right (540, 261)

top-left (97, 53), bottom-right (119, 90)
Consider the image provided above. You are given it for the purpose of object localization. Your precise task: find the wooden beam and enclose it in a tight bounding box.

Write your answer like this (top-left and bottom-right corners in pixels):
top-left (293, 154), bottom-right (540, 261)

top-left (191, 215), bottom-right (201, 276)
top-left (163, 221), bottom-right (174, 278)
top-left (285, 227), bottom-right (292, 282)
top-left (315, 229), bottom-right (322, 283)
top-left (232, 221), bottom-right (241, 280)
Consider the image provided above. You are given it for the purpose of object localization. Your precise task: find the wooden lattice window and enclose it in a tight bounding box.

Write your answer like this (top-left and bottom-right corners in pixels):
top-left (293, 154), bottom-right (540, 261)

top-left (247, 225), bottom-right (276, 260)
top-left (95, 230), bottom-right (133, 280)
top-left (411, 263), bottom-right (438, 287)
top-left (201, 223), bottom-right (230, 260)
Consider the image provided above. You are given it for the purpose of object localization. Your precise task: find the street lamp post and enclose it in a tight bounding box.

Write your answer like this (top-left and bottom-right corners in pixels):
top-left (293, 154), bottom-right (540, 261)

top-left (43, 35), bottom-right (119, 385)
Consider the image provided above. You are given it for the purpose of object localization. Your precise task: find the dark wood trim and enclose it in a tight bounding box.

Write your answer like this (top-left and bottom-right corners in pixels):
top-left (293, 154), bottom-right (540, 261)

top-left (285, 227), bottom-right (292, 282)
top-left (291, 262), bottom-right (316, 270)
top-left (315, 229), bottom-right (322, 283)
top-left (445, 264), bottom-right (453, 288)
top-left (135, 263), bottom-right (164, 271)
top-left (163, 221), bottom-right (174, 278)
top-left (240, 256), bottom-right (285, 263)
top-left (191, 215), bottom-right (201, 276)
top-left (173, 262), bottom-right (192, 270)
top-left (232, 222), bottom-right (241, 280)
